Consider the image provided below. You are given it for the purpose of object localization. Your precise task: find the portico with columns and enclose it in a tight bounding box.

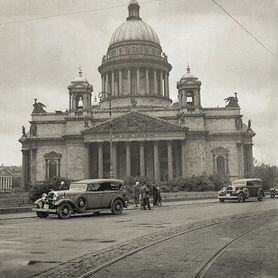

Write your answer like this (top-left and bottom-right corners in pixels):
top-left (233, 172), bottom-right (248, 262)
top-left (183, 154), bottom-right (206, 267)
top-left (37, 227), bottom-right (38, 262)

top-left (85, 112), bottom-right (188, 181)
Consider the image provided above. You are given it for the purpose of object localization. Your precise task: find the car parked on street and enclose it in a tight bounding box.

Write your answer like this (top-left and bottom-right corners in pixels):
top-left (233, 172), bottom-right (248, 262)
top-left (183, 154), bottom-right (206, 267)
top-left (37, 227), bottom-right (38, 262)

top-left (218, 178), bottom-right (264, 203)
top-left (33, 179), bottom-right (128, 219)
top-left (270, 185), bottom-right (278, 198)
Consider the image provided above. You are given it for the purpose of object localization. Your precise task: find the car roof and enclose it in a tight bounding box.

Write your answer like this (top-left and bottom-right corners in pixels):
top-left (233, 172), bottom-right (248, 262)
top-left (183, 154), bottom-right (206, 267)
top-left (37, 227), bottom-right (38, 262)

top-left (233, 178), bottom-right (262, 183)
top-left (72, 179), bottom-right (124, 184)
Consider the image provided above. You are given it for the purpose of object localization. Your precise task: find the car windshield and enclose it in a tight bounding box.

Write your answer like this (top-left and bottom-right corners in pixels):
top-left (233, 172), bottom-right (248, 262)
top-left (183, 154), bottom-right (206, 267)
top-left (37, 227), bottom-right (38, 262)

top-left (232, 181), bottom-right (246, 186)
top-left (69, 183), bottom-right (87, 191)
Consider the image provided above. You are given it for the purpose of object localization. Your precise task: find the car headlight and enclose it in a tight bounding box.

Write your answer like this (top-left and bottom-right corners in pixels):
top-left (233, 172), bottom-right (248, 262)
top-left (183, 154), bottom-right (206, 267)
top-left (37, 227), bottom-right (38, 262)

top-left (42, 193), bottom-right (47, 201)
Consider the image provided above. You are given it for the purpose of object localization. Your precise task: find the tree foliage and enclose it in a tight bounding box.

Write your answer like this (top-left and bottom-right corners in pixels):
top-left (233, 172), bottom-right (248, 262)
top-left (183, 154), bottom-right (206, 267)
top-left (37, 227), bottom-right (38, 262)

top-left (252, 163), bottom-right (278, 189)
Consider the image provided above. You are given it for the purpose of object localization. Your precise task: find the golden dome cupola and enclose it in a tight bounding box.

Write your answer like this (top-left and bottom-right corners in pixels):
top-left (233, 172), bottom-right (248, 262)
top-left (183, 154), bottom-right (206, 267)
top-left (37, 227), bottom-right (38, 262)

top-left (98, 0), bottom-right (172, 109)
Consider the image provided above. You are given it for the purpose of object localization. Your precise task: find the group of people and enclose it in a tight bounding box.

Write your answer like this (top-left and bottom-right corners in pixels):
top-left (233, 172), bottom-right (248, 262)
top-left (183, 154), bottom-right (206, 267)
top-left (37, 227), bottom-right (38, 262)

top-left (133, 181), bottom-right (162, 210)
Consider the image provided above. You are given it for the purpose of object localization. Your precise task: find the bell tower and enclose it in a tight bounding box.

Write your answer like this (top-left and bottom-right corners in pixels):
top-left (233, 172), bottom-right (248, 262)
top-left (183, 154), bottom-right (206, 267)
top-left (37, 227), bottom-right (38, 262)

top-left (68, 68), bottom-right (93, 117)
top-left (177, 66), bottom-right (202, 112)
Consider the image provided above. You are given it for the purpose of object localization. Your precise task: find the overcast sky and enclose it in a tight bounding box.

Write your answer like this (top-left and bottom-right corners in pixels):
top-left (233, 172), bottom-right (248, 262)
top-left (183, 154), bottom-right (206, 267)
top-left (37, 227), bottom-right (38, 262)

top-left (0, 0), bottom-right (277, 166)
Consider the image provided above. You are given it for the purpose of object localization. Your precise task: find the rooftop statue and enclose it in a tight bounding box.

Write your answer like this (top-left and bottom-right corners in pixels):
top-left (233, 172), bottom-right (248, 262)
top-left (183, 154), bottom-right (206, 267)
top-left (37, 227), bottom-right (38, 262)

top-left (32, 98), bottom-right (47, 113)
top-left (224, 92), bottom-right (239, 108)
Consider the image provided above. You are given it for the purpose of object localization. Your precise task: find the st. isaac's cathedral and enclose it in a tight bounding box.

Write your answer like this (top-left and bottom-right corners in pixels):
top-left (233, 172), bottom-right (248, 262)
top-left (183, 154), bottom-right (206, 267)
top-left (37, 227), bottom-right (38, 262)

top-left (20, 0), bottom-right (255, 188)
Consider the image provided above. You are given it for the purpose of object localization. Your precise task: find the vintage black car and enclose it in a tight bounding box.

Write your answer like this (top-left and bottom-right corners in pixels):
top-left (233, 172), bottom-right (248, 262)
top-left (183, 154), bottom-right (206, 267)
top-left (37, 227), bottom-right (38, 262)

top-left (33, 179), bottom-right (128, 219)
top-left (218, 178), bottom-right (264, 203)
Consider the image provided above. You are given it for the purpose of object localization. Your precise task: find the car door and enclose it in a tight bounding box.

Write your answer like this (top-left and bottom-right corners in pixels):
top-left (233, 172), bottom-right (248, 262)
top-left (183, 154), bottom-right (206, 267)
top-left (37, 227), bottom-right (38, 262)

top-left (246, 181), bottom-right (255, 197)
top-left (85, 183), bottom-right (103, 209)
top-left (101, 182), bottom-right (115, 208)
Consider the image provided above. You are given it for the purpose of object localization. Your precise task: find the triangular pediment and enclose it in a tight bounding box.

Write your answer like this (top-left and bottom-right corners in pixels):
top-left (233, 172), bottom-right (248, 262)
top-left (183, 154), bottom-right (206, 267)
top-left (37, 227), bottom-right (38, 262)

top-left (0, 168), bottom-right (14, 176)
top-left (85, 112), bottom-right (187, 134)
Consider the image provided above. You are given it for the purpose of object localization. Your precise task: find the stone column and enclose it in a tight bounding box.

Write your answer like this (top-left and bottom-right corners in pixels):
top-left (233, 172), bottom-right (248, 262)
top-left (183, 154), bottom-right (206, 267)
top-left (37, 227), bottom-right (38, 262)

top-left (111, 71), bottom-right (115, 96)
top-left (140, 142), bottom-right (145, 177)
top-left (126, 142), bottom-right (131, 176)
top-left (167, 141), bottom-right (173, 180)
top-left (127, 69), bottom-right (131, 94)
top-left (154, 141), bottom-right (160, 181)
top-left (102, 75), bottom-right (105, 92)
top-left (112, 143), bottom-right (117, 178)
top-left (105, 73), bottom-right (109, 93)
top-left (225, 154), bottom-right (230, 176)
top-left (154, 69), bottom-right (157, 95)
top-left (166, 74), bottom-right (169, 98)
top-left (21, 150), bottom-right (26, 189)
top-left (145, 68), bottom-right (149, 95)
top-left (249, 144), bottom-right (253, 173)
top-left (119, 70), bottom-right (122, 96)
top-left (181, 140), bottom-right (186, 178)
top-left (98, 143), bottom-right (103, 178)
top-left (160, 71), bottom-right (164, 96)
top-left (136, 68), bottom-right (140, 94)
top-left (68, 94), bottom-right (71, 110)
top-left (213, 154), bottom-right (216, 174)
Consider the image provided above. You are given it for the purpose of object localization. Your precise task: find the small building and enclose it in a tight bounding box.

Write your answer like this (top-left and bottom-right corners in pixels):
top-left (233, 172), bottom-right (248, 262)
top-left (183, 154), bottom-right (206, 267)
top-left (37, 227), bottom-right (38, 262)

top-left (0, 165), bottom-right (22, 191)
top-left (19, 0), bottom-right (255, 190)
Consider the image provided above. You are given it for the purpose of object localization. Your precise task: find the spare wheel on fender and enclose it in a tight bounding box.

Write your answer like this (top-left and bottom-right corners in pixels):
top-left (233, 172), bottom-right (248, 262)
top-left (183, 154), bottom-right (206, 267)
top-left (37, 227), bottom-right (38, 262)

top-left (75, 195), bottom-right (88, 211)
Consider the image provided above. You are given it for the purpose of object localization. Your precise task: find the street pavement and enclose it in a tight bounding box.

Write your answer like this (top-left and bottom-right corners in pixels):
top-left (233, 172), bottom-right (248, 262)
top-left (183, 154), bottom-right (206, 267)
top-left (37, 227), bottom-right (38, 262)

top-left (0, 198), bottom-right (277, 278)
top-left (89, 210), bottom-right (278, 278)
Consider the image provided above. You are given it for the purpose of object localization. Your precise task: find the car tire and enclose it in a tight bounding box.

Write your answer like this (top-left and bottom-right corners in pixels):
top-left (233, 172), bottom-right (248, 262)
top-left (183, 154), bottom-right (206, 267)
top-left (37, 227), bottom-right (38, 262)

top-left (258, 191), bottom-right (264, 201)
top-left (219, 199), bottom-right (224, 203)
top-left (111, 199), bottom-right (123, 215)
top-left (36, 205), bottom-right (49, 218)
top-left (75, 196), bottom-right (88, 212)
top-left (57, 203), bottom-right (72, 219)
top-left (237, 193), bottom-right (244, 203)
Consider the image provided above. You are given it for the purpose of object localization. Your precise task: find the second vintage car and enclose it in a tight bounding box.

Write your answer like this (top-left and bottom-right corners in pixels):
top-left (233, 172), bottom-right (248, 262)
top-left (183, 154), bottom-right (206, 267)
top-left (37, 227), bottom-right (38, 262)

top-left (33, 179), bottom-right (128, 219)
top-left (218, 178), bottom-right (264, 203)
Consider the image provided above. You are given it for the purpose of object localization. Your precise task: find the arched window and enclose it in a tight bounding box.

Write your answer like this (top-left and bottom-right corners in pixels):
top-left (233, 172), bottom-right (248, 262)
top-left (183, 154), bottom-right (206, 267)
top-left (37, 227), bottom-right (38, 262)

top-left (211, 147), bottom-right (230, 177)
top-left (76, 95), bottom-right (84, 110)
top-left (186, 91), bottom-right (194, 106)
top-left (216, 156), bottom-right (225, 176)
top-left (44, 151), bottom-right (62, 180)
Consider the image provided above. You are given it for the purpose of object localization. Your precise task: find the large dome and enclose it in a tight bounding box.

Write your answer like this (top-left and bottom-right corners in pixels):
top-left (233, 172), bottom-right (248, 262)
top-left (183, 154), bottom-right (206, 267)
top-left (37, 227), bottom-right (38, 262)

top-left (109, 20), bottom-right (160, 46)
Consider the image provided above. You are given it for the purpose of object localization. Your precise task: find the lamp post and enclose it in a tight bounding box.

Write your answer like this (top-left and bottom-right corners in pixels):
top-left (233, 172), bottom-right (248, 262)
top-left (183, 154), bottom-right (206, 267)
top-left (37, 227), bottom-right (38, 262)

top-left (98, 91), bottom-right (113, 178)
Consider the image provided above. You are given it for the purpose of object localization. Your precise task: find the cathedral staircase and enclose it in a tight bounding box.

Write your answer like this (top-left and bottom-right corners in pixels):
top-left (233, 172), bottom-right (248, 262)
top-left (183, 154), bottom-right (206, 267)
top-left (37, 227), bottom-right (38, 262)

top-left (0, 192), bottom-right (34, 214)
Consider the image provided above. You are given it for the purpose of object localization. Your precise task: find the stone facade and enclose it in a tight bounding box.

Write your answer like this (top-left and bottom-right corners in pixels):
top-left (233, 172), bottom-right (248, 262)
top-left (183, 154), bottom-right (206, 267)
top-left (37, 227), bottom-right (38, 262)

top-left (19, 0), bottom-right (255, 189)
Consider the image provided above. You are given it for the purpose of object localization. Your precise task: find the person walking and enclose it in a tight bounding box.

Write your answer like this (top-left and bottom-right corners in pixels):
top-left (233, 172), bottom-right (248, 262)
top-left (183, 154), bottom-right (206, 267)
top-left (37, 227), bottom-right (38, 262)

top-left (141, 183), bottom-right (151, 210)
top-left (157, 186), bottom-right (162, 206)
top-left (152, 184), bottom-right (158, 206)
top-left (133, 181), bottom-right (140, 207)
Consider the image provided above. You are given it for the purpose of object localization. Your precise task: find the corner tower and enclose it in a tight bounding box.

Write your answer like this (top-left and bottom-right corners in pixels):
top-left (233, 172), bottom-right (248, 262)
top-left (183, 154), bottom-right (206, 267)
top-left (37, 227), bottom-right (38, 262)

top-left (98, 0), bottom-right (172, 109)
top-left (177, 66), bottom-right (202, 113)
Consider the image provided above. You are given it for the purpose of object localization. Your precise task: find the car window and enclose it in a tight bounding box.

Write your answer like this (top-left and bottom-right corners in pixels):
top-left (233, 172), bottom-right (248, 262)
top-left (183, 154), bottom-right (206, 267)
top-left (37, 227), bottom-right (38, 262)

top-left (98, 182), bottom-right (112, 191)
top-left (111, 183), bottom-right (121, 190)
top-left (247, 181), bottom-right (254, 187)
top-left (87, 183), bottom-right (100, 191)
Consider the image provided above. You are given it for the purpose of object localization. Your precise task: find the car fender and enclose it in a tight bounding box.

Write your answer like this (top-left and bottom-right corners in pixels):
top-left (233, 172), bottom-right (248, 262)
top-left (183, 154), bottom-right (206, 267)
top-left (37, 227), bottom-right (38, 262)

top-left (34, 199), bottom-right (43, 208)
top-left (110, 196), bottom-right (125, 208)
top-left (243, 187), bottom-right (249, 198)
top-left (54, 199), bottom-right (75, 209)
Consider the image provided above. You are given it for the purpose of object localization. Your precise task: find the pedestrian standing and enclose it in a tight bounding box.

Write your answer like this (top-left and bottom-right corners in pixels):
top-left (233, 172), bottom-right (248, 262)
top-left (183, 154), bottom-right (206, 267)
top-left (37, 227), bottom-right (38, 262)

top-left (133, 181), bottom-right (140, 207)
top-left (141, 183), bottom-right (151, 210)
top-left (157, 186), bottom-right (162, 206)
top-left (152, 184), bottom-right (158, 206)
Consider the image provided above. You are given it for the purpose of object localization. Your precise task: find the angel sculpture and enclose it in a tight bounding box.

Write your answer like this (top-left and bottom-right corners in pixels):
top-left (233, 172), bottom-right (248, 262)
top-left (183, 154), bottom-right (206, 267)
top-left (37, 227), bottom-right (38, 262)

top-left (32, 98), bottom-right (47, 113)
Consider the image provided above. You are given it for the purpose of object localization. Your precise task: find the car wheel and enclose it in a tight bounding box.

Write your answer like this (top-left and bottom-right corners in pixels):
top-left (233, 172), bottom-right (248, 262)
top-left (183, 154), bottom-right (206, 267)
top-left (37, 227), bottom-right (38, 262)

top-left (258, 191), bottom-right (264, 201)
top-left (238, 193), bottom-right (244, 203)
top-left (36, 205), bottom-right (49, 218)
top-left (75, 196), bottom-right (88, 212)
top-left (111, 199), bottom-right (123, 215)
top-left (219, 199), bottom-right (224, 203)
top-left (57, 203), bottom-right (72, 219)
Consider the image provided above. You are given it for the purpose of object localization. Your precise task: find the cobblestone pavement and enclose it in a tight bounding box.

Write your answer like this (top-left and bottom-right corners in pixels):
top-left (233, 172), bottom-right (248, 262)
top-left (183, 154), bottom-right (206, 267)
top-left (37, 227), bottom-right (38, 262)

top-left (88, 210), bottom-right (278, 278)
top-left (23, 209), bottom-right (277, 278)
